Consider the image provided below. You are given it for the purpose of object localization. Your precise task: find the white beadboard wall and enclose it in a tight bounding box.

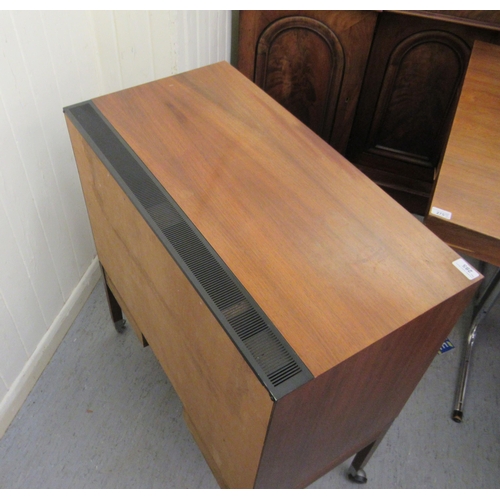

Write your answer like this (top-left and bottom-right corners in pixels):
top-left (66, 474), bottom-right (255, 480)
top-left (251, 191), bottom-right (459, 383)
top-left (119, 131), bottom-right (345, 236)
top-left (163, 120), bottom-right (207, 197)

top-left (0, 10), bottom-right (232, 437)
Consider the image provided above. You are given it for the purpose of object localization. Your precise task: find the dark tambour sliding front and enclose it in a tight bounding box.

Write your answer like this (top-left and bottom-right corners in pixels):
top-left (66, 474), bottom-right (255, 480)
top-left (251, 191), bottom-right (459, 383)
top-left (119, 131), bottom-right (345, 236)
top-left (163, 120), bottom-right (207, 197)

top-left (64, 62), bottom-right (480, 488)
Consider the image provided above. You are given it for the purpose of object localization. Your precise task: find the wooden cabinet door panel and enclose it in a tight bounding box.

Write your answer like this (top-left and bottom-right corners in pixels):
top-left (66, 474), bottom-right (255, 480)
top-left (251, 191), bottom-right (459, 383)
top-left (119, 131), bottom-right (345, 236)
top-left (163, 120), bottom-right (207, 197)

top-left (254, 16), bottom-right (344, 143)
top-left (366, 31), bottom-right (468, 173)
top-left (347, 12), bottom-right (500, 213)
top-left (238, 11), bottom-right (377, 153)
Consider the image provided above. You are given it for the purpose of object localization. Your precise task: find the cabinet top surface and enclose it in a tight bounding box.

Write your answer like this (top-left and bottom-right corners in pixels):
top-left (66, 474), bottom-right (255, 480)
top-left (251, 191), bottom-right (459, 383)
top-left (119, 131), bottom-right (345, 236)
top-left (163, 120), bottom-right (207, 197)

top-left (91, 62), bottom-right (477, 375)
top-left (428, 41), bottom-right (500, 259)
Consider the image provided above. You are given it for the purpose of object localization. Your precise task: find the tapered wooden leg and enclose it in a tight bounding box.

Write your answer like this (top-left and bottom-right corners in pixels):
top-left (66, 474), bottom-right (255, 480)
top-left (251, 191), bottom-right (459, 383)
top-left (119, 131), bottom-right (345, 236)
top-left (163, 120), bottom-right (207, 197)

top-left (347, 423), bottom-right (392, 484)
top-left (101, 265), bottom-right (126, 332)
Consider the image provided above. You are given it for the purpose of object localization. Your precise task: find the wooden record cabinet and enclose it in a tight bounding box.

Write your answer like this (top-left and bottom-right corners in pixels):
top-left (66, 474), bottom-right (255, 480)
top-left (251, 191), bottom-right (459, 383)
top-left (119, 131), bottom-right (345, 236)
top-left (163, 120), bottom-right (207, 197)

top-left (64, 62), bottom-right (480, 488)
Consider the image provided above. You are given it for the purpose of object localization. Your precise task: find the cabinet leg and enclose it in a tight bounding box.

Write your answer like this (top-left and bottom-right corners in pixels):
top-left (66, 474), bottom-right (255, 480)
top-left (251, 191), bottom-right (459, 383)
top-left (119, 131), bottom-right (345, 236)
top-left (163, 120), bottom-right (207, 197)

top-left (102, 266), bottom-right (126, 332)
top-left (347, 423), bottom-right (391, 484)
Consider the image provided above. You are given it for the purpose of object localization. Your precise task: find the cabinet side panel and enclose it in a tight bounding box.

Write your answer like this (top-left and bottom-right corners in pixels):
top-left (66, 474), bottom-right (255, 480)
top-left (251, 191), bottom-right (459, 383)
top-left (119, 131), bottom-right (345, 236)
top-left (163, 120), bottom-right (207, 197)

top-left (66, 118), bottom-right (273, 488)
top-left (255, 288), bottom-right (477, 488)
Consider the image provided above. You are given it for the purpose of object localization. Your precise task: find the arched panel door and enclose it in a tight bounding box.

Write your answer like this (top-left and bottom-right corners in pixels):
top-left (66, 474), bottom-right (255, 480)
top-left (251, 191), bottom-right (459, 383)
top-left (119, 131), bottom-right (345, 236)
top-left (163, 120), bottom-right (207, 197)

top-left (345, 12), bottom-right (484, 213)
top-left (254, 17), bottom-right (344, 142)
top-left (238, 11), bottom-right (378, 153)
top-left (365, 31), bottom-right (469, 172)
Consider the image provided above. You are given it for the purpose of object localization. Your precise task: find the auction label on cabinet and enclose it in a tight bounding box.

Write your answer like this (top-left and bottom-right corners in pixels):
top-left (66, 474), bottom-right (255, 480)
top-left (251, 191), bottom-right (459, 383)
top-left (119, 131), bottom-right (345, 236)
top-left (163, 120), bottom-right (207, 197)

top-left (431, 206), bottom-right (452, 220)
top-left (453, 258), bottom-right (480, 280)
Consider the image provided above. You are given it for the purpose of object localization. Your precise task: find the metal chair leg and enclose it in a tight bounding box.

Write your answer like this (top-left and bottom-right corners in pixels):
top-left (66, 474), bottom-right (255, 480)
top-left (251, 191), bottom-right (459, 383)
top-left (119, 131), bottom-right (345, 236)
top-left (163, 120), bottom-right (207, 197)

top-left (452, 268), bottom-right (500, 422)
top-left (452, 324), bottom-right (478, 422)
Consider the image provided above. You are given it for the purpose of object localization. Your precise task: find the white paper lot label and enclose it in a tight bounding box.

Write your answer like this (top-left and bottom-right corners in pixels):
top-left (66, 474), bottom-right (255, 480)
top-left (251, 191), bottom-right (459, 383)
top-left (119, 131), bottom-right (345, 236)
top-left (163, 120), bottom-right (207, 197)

top-left (431, 207), bottom-right (452, 220)
top-left (453, 258), bottom-right (480, 280)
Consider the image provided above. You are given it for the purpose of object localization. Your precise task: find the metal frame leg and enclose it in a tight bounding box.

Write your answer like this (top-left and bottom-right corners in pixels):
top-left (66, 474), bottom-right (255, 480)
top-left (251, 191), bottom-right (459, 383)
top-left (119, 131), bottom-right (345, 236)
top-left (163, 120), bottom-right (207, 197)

top-left (452, 268), bottom-right (500, 422)
top-left (347, 423), bottom-right (392, 484)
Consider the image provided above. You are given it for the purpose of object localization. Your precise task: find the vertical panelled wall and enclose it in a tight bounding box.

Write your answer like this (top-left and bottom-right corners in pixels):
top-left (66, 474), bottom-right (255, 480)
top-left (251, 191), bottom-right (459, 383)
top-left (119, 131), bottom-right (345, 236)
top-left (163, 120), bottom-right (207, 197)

top-left (0, 10), bottom-right (232, 436)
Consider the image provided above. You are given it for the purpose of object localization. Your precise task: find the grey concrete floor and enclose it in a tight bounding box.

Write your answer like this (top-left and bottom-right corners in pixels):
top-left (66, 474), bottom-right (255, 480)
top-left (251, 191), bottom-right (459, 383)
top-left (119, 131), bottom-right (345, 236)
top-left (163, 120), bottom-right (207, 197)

top-left (0, 274), bottom-right (499, 489)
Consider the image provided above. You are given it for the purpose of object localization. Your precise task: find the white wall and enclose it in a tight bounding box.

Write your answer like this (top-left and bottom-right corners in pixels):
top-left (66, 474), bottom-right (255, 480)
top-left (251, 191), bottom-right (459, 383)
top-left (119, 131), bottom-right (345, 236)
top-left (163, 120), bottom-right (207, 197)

top-left (0, 10), bottom-right (232, 437)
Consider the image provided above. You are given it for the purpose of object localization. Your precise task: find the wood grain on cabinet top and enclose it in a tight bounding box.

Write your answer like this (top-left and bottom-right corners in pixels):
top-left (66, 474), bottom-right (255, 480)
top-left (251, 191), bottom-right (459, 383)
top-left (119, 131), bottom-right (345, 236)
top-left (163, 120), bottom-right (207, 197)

top-left (426, 41), bottom-right (500, 267)
top-left (92, 61), bottom-right (479, 376)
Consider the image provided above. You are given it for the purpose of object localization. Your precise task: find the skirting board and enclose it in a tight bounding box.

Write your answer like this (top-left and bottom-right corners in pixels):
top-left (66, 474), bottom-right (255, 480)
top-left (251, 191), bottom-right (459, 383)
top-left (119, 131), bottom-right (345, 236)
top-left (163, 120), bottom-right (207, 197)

top-left (0, 256), bottom-right (101, 439)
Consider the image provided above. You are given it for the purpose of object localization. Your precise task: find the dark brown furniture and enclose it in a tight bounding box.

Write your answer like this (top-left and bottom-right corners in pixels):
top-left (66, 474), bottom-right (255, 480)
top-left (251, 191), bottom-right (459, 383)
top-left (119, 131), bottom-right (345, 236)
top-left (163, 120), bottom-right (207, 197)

top-left (425, 41), bottom-right (500, 422)
top-left (65, 62), bottom-right (479, 488)
top-left (238, 10), bottom-right (500, 214)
